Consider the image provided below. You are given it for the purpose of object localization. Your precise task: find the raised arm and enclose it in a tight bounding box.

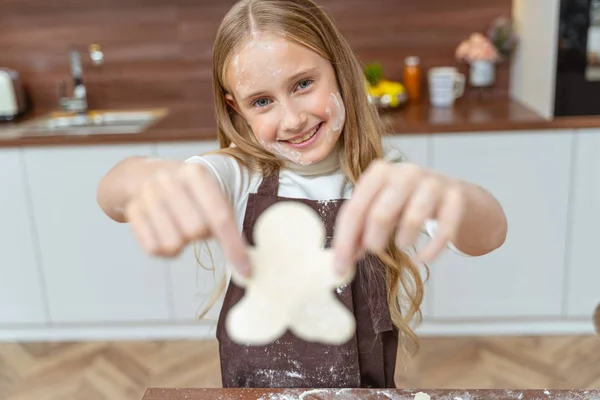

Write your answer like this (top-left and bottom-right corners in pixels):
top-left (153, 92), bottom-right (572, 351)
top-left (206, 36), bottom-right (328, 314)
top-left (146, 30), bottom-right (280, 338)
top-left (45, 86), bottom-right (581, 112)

top-left (97, 156), bottom-right (252, 277)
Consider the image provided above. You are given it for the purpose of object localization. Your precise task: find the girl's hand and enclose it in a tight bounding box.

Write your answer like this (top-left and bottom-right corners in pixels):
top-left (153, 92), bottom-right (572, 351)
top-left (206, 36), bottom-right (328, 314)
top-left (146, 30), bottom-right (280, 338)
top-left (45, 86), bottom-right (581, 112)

top-left (333, 161), bottom-right (466, 274)
top-left (124, 162), bottom-right (251, 277)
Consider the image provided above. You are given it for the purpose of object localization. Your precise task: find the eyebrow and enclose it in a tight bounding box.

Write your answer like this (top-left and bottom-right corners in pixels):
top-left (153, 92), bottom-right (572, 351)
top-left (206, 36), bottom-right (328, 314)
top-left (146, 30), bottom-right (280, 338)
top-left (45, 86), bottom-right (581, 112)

top-left (239, 67), bottom-right (319, 102)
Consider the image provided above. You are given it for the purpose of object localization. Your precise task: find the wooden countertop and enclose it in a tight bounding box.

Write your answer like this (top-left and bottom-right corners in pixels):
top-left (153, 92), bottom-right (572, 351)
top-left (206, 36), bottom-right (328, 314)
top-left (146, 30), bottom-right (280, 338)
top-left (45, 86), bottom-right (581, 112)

top-left (140, 388), bottom-right (599, 400)
top-left (383, 98), bottom-right (600, 134)
top-left (2, 98), bottom-right (600, 148)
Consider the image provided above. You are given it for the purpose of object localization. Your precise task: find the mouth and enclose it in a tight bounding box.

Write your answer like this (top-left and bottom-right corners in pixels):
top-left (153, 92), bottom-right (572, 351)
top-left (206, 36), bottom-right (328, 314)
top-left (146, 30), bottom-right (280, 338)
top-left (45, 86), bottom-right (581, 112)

top-left (279, 122), bottom-right (323, 146)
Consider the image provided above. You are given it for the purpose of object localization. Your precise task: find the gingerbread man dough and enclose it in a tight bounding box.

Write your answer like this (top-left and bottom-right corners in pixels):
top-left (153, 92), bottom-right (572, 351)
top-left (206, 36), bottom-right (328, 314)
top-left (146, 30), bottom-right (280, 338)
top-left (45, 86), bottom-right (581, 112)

top-left (226, 201), bottom-right (356, 346)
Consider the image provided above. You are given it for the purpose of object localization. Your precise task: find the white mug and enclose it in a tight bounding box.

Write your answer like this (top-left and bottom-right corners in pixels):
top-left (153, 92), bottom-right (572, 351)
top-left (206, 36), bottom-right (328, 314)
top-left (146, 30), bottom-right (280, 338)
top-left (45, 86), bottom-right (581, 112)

top-left (428, 67), bottom-right (466, 107)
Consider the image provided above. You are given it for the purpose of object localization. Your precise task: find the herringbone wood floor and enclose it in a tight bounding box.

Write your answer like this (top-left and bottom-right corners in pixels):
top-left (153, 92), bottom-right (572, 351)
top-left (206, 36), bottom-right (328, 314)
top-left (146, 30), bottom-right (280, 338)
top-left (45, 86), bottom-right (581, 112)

top-left (0, 336), bottom-right (599, 400)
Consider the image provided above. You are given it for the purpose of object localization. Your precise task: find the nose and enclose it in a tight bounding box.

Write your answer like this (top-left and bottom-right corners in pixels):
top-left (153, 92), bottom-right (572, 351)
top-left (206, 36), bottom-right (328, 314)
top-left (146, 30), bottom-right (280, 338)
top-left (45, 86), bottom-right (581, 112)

top-left (280, 102), bottom-right (307, 133)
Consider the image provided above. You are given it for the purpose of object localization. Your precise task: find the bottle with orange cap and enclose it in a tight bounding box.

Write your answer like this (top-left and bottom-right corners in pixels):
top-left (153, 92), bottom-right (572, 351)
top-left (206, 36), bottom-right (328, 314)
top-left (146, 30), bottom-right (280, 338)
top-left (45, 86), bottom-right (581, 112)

top-left (403, 56), bottom-right (422, 103)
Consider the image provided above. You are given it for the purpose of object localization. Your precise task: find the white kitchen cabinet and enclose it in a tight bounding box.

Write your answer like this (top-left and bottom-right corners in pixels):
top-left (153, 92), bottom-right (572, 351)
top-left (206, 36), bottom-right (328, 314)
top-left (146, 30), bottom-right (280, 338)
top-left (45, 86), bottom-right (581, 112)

top-left (23, 144), bottom-right (173, 324)
top-left (155, 141), bottom-right (225, 322)
top-left (156, 140), bottom-right (219, 162)
top-left (383, 134), bottom-right (430, 167)
top-left (565, 129), bottom-right (600, 317)
top-left (0, 148), bottom-right (48, 325)
top-left (429, 130), bottom-right (573, 318)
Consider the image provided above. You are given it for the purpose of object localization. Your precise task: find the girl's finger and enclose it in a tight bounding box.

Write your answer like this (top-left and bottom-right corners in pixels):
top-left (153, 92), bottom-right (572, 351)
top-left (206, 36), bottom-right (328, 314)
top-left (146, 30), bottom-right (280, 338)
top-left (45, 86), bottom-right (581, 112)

top-left (126, 200), bottom-right (158, 253)
top-left (157, 171), bottom-right (208, 240)
top-left (333, 161), bottom-right (389, 274)
top-left (363, 184), bottom-right (408, 253)
top-left (395, 178), bottom-right (441, 251)
top-left (360, 162), bottom-right (422, 253)
top-left (142, 179), bottom-right (184, 257)
top-left (181, 164), bottom-right (251, 277)
top-left (417, 186), bottom-right (465, 263)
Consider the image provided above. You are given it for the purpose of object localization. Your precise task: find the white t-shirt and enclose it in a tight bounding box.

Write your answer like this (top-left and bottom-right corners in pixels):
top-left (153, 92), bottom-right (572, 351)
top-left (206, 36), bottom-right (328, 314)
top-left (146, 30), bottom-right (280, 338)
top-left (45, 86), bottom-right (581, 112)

top-left (185, 144), bottom-right (464, 255)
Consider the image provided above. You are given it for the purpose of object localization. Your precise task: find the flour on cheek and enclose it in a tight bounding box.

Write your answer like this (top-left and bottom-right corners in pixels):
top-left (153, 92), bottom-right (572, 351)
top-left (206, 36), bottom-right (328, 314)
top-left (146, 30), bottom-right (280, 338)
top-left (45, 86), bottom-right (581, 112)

top-left (330, 92), bottom-right (345, 132)
top-left (323, 92), bottom-right (345, 143)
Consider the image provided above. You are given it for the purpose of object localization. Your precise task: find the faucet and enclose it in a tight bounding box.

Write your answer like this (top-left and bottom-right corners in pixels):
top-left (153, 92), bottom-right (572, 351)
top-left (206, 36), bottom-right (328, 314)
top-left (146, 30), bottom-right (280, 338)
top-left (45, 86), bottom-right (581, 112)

top-left (58, 44), bottom-right (104, 113)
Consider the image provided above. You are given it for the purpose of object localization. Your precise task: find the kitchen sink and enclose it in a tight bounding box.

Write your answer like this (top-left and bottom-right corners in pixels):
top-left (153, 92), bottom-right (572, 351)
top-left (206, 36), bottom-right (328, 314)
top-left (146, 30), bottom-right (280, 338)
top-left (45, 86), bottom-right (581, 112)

top-left (13, 108), bottom-right (168, 136)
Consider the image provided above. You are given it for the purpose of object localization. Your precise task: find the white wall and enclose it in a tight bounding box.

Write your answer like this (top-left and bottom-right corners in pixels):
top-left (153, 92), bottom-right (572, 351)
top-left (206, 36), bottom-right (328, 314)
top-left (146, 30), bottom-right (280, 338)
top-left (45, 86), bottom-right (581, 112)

top-left (510, 0), bottom-right (561, 119)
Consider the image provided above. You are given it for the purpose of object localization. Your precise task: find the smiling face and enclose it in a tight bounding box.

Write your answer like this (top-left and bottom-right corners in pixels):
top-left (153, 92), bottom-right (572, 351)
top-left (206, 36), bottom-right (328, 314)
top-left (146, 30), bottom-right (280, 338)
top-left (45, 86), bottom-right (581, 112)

top-left (224, 32), bottom-right (346, 165)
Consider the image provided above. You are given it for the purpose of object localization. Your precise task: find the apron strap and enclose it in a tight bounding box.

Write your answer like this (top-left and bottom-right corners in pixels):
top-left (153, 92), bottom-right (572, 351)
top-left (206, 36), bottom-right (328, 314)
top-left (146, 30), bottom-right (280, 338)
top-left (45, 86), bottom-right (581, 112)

top-left (257, 171), bottom-right (280, 196)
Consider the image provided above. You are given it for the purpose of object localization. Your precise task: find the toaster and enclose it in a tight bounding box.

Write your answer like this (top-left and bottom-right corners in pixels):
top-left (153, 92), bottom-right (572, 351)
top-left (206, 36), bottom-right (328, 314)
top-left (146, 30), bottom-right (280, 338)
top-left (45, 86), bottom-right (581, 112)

top-left (0, 68), bottom-right (28, 121)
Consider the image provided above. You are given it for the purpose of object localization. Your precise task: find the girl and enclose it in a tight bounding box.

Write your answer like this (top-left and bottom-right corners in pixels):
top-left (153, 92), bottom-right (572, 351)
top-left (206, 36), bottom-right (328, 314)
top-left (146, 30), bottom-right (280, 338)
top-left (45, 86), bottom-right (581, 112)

top-left (97, 0), bottom-right (507, 389)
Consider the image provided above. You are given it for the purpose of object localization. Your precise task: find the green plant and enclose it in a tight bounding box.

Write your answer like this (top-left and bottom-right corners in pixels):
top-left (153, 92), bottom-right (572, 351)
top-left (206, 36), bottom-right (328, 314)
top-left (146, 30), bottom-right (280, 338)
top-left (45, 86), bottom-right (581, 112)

top-left (487, 16), bottom-right (517, 58)
top-left (363, 62), bottom-right (383, 86)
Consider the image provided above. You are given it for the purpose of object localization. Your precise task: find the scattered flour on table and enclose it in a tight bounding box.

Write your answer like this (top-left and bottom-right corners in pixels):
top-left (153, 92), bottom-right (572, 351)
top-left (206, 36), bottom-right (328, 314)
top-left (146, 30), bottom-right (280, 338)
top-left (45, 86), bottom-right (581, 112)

top-left (252, 387), bottom-right (597, 400)
top-left (259, 389), bottom-right (434, 400)
top-left (377, 390), bottom-right (433, 400)
top-left (256, 389), bottom-right (348, 400)
top-left (377, 390), bottom-right (396, 399)
top-left (498, 390), bottom-right (593, 400)
top-left (422, 390), bottom-right (596, 400)
top-left (533, 389), bottom-right (594, 400)
top-left (257, 392), bottom-right (298, 400)
top-left (299, 389), bottom-right (331, 400)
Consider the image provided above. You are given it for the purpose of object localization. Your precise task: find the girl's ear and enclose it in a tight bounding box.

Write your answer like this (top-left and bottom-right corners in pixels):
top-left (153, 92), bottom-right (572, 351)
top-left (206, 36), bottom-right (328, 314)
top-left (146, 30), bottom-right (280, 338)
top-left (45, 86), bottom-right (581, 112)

top-left (225, 93), bottom-right (250, 128)
top-left (225, 93), bottom-right (241, 115)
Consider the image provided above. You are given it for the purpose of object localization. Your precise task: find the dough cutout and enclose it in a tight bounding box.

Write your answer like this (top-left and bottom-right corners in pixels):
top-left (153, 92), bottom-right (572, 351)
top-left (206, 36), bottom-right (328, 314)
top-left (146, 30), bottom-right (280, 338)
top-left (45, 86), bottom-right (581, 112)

top-left (226, 201), bottom-right (356, 345)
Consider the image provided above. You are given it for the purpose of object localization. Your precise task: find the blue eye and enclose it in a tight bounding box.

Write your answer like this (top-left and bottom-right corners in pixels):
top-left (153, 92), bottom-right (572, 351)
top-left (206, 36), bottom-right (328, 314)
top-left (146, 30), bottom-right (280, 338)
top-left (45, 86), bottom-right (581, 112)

top-left (253, 98), bottom-right (272, 108)
top-left (297, 79), bottom-right (313, 90)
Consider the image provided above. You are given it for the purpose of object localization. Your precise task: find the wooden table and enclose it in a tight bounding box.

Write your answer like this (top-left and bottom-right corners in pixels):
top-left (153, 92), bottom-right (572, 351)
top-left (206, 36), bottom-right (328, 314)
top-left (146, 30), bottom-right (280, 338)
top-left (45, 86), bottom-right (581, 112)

top-left (141, 388), bottom-right (600, 400)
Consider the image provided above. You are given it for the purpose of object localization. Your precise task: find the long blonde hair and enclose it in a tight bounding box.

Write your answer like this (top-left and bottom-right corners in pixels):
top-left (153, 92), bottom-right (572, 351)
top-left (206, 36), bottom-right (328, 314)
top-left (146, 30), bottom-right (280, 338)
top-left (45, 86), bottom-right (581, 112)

top-left (199, 0), bottom-right (427, 356)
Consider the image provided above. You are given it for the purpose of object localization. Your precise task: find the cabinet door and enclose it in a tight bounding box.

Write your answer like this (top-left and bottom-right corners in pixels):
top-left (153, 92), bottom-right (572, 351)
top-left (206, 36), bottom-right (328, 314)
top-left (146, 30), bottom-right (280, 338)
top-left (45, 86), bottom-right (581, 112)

top-left (156, 141), bottom-right (220, 162)
top-left (156, 141), bottom-right (224, 322)
top-left (23, 144), bottom-right (172, 323)
top-left (0, 148), bottom-right (48, 325)
top-left (566, 129), bottom-right (600, 317)
top-left (429, 131), bottom-right (573, 318)
top-left (382, 135), bottom-right (429, 167)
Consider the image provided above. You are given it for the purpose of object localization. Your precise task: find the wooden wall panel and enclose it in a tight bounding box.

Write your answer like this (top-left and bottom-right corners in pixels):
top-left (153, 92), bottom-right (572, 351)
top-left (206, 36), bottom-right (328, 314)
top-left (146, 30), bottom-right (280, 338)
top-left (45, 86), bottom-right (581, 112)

top-left (0, 0), bottom-right (512, 118)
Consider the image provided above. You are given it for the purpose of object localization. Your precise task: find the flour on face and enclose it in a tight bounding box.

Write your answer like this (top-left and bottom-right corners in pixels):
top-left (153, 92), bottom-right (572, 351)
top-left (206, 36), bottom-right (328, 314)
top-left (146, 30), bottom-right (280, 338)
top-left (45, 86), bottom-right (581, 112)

top-left (232, 32), bottom-right (289, 95)
top-left (320, 92), bottom-right (345, 144)
top-left (225, 31), bottom-right (345, 168)
top-left (259, 138), bottom-right (313, 166)
top-left (269, 140), bottom-right (313, 166)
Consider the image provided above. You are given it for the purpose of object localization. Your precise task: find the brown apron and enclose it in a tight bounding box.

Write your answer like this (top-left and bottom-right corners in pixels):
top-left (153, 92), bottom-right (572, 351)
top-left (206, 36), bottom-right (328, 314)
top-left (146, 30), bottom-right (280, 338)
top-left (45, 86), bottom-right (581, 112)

top-left (216, 172), bottom-right (399, 389)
